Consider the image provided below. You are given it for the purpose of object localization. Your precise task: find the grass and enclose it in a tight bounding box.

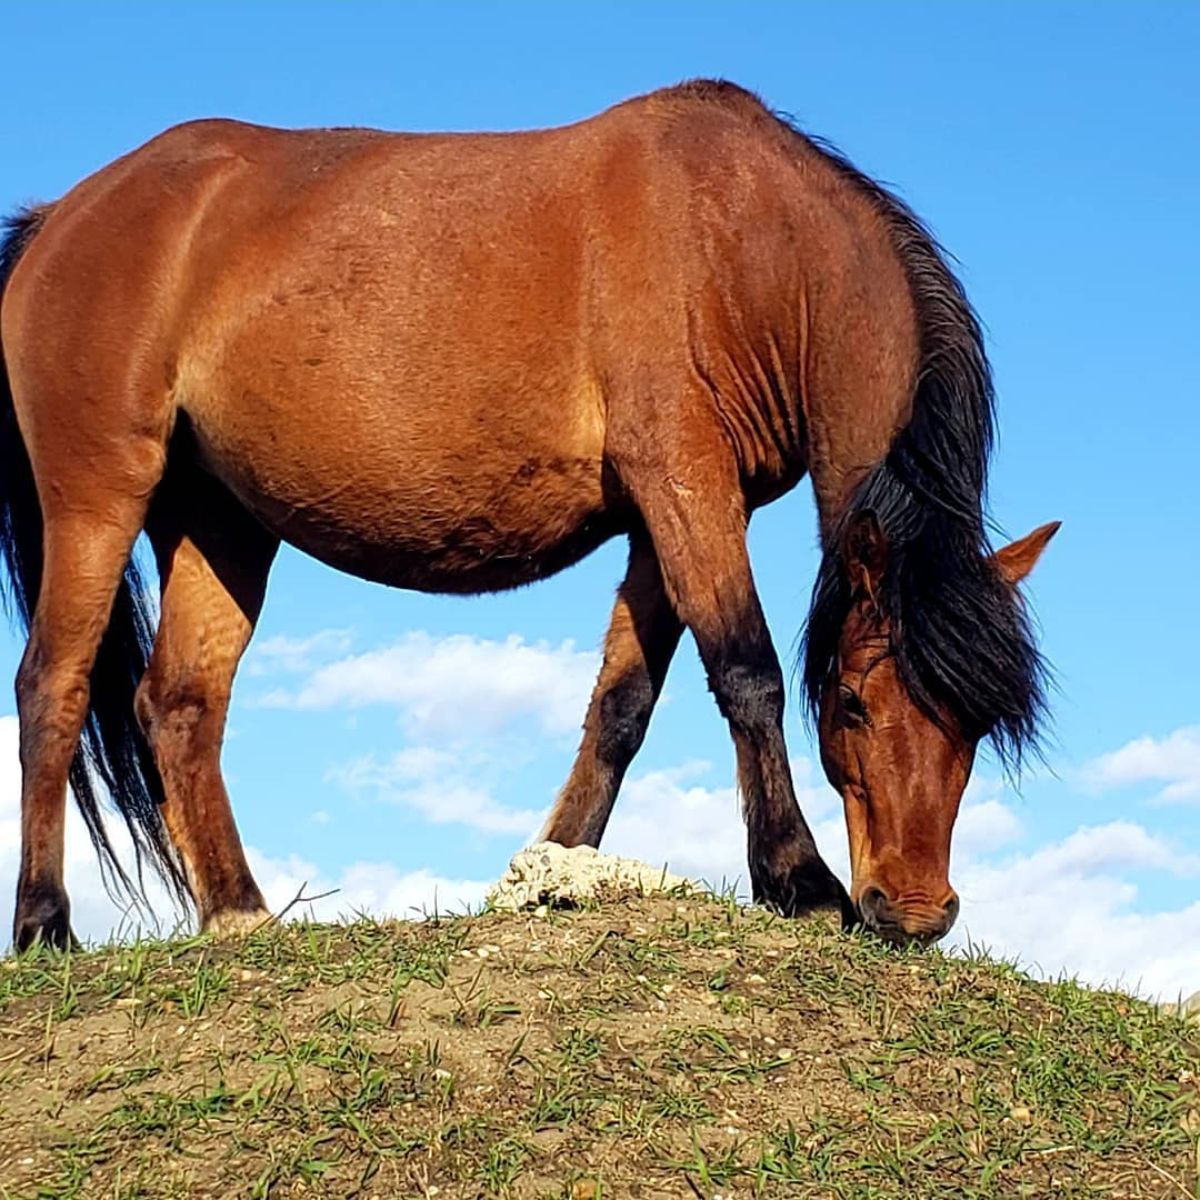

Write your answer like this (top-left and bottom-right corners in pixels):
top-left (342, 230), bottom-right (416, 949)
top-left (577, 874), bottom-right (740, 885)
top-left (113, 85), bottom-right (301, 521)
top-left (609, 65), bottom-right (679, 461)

top-left (0, 893), bottom-right (1196, 1198)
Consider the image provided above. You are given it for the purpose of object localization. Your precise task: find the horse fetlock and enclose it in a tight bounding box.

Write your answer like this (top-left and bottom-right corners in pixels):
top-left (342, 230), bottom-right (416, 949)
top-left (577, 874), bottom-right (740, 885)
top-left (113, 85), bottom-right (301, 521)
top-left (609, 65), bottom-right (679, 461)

top-left (202, 906), bottom-right (273, 939)
top-left (751, 852), bottom-right (854, 926)
top-left (12, 879), bottom-right (75, 953)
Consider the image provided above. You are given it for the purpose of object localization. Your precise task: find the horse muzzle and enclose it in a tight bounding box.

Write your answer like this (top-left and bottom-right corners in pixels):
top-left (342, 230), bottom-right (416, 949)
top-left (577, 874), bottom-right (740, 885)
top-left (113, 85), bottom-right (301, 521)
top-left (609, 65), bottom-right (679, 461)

top-left (857, 884), bottom-right (960, 945)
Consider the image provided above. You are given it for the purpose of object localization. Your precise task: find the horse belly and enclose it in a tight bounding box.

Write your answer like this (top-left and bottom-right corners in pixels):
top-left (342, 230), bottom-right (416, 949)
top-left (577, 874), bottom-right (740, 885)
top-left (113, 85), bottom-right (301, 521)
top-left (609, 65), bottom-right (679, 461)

top-left (170, 134), bottom-right (621, 591)
top-left (183, 375), bottom-right (616, 594)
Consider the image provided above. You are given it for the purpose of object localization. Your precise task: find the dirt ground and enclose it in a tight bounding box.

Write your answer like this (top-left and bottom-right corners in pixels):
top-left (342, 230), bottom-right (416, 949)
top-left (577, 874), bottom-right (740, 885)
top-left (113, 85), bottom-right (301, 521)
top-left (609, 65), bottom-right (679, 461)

top-left (1, 893), bottom-right (1197, 1198)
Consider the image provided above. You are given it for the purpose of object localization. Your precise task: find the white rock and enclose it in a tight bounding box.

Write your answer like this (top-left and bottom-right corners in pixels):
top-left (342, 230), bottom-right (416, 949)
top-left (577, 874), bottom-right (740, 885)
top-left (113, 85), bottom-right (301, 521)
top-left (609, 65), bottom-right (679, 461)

top-left (488, 841), bottom-right (698, 912)
top-left (1161, 989), bottom-right (1200, 1021)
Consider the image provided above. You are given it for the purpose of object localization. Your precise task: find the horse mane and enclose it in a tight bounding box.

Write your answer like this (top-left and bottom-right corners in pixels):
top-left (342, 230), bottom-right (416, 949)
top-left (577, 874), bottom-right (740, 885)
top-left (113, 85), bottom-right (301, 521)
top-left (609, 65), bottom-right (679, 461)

top-left (671, 91), bottom-right (1046, 765)
top-left (781, 121), bottom-right (1046, 764)
top-left (649, 80), bottom-right (1047, 763)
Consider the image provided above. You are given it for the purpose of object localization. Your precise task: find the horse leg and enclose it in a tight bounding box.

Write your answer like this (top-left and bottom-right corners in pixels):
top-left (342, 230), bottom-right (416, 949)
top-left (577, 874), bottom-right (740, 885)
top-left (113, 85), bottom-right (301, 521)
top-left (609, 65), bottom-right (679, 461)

top-left (622, 457), bottom-right (851, 920)
top-left (13, 506), bottom-right (158, 951)
top-left (136, 472), bottom-right (278, 936)
top-left (540, 535), bottom-right (683, 846)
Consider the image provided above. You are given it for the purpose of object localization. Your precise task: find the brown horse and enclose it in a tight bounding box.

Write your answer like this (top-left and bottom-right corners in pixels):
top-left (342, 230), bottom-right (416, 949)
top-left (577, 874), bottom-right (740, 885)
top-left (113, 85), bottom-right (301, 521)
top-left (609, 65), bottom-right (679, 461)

top-left (0, 80), bottom-right (1056, 953)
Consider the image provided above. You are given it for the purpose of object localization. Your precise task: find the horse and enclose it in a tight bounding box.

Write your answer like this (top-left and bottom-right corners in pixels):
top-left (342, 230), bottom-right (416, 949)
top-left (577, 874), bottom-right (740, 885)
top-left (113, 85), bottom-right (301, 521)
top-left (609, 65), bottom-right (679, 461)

top-left (0, 80), bottom-right (1056, 953)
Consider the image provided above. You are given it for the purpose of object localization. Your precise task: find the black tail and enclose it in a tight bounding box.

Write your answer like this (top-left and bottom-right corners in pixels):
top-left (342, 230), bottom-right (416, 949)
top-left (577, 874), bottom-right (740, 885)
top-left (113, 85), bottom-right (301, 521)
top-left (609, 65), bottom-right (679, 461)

top-left (0, 206), bottom-right (188, 904)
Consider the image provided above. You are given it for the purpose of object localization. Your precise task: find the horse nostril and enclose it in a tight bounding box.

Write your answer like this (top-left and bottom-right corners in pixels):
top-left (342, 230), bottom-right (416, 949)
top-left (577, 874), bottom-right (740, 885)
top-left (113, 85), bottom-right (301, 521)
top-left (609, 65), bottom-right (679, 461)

top-left (859, 886), bottom-right (889, 922)
top-left (942, 892), bottom-right (961, 926)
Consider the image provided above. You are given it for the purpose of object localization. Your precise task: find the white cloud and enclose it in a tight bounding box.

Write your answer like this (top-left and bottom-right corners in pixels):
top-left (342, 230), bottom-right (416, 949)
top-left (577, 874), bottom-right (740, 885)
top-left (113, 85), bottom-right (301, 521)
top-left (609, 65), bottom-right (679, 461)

top-left (245, 628), bottom-right (354, 676)
top-left (245, 849), bottom-right (490, 923)
top-left (948, 773), bottom-right (1025, 860)
top-left (954, 798), bottom-right (1023, 859)
top-left (329, 747), bottom-right (545, 836)
top-left (602, 762), bottom-right (1021, 905)
top-left (1082, 725), bottom-right (1200, 803)
top-left (254, 631), bottom-right (599, 739)
top-left (951, 821), bottom-right (1200, 1000)
top-left (0, 715), bottom-right (489, 947)
top-left (0, 716), bottom-right (190, 945)
top-left (602, 757), bottom-right (847, 892)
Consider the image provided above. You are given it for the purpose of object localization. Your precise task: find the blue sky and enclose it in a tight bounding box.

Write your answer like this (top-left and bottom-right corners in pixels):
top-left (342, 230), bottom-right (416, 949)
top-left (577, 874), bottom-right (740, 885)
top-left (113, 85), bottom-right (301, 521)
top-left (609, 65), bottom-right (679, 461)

top-left (0, 3), bottom-right (1197, 996)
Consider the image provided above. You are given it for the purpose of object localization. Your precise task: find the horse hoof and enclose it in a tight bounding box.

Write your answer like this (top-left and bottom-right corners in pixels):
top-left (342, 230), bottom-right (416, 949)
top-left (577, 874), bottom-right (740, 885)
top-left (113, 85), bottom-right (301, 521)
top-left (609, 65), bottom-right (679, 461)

top-left (202, 907), bottom-right (273, 939)
top-left (752, 861), bottom-right (855, 927)
top-left (12, 884), bottom-right (76, 953)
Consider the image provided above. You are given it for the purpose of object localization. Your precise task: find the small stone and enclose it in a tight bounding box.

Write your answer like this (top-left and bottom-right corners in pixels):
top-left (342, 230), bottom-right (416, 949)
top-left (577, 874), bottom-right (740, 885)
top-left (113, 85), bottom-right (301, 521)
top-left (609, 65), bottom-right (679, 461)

top-left (571, 1181), bottom-right (598, 1200)
top-left (488, 841), bottom-right (695, 912)
top-left (1161, 989), bottom-right (1200, 1021)
top-left (1009, 1105), bottom-right (1032, 1125)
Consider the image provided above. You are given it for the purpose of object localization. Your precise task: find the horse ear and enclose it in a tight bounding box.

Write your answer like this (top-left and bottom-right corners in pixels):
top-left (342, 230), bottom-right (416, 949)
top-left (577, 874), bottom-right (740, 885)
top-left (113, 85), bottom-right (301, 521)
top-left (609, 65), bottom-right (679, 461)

top-left (992, 520), bottom-right (1061, 586)
top-left (843, 511), bottom-right (888, 599)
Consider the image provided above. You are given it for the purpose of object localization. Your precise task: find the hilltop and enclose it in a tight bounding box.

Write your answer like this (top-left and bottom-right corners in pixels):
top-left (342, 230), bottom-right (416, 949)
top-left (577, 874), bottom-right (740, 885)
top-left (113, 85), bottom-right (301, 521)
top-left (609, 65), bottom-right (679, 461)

top-left (0, 887), bottom-right (1196, 1198)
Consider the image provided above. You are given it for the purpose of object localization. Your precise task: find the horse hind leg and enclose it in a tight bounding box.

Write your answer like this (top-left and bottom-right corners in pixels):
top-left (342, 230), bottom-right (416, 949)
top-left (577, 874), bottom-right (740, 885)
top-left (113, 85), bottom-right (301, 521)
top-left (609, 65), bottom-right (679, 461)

top-left (137, 465), bottom-right (279, 937)
top-left (12, 508), bottom-right (159, 949)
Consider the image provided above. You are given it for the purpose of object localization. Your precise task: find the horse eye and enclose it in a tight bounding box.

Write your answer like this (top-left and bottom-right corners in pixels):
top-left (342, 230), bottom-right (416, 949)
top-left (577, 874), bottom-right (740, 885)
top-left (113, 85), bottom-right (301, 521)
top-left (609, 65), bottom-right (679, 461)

top-left (839, 685), bottom-right (871, 727)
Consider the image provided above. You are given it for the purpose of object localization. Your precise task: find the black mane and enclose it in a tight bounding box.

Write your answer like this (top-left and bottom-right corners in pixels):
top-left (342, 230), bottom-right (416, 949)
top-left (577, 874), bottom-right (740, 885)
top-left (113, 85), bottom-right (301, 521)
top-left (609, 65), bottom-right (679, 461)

top-left (776, 114), bottom-right (1048, 765)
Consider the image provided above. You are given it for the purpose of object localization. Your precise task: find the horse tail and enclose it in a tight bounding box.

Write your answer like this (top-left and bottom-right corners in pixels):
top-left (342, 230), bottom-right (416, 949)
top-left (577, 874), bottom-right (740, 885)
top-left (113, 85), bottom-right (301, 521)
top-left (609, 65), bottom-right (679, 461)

top-left (0, 205), bottom-right (187, 905)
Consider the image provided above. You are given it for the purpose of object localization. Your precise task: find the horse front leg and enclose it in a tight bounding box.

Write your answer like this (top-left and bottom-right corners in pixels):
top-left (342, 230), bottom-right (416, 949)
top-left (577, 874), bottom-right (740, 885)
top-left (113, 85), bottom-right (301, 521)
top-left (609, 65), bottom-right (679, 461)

top-left (621, 452), bottom-right (851, 921)
top-left (540, 533), bottom-right (682, 847)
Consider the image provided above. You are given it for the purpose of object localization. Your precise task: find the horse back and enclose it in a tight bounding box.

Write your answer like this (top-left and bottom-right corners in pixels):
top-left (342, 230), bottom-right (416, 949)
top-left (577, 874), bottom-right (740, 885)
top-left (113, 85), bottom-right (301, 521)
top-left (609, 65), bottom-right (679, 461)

top-left (2, 86), bottom-right (914, 588)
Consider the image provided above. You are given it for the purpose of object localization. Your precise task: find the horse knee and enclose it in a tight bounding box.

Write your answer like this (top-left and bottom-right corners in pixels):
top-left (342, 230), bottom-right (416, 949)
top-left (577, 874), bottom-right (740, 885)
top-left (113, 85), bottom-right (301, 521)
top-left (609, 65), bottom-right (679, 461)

top-left (15, 640), bottom-right (89, 754)
top-left (134, 667), bottom-right (219, 753)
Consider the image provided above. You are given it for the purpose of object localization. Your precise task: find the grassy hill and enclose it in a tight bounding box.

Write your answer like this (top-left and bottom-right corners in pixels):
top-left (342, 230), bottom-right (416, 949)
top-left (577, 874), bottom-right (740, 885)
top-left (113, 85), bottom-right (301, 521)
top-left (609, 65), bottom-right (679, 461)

top-left (0, 892), bottom-right (1196, 1198)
